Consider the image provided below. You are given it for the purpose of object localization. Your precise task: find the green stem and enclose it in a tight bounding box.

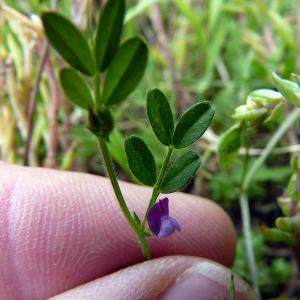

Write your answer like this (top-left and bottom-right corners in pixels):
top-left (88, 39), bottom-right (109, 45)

top-left (92, 67), bottom-right (152, 259)
top-left (143, 146), bottom-right (174, 222)
top-left (239, 193), bottom-right (260, 298)
top-left (93, 73), bottom-right (101, 110)
top-left (230, 271), bottom-right (235, 300)
top-left (98, 137), bottom-right (152, 260)
top-left (239, 107), bottom-right (300, 299)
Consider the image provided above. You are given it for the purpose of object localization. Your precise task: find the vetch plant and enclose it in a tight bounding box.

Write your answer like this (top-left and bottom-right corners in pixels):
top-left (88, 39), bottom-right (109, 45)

top-left (3, 1), bottom-right (298, 298)
top-left (41, 0), bottom-right (214, 259)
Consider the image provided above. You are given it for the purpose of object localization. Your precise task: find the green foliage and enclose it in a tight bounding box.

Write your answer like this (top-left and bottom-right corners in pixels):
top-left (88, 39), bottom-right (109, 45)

top-left (231, 89), bottom-right (285, 122)
top-left (160, 151), bottom-right (201, 193)
top-left (263, 101), bottom-right (285, 124)
top-left (41, 0), bottom-right (148, 141)
top-left (124, 136), bottom-right (156, 186)
top-left (126, 89), bottom-right (212, 194)
top-left (290, 155), bottom-right (299, 174)
top-left (94, 0), bottom-right (125, 72)
top-left (41, 12), bottom-right (95, 76)
top-left (173, 101), bottom-right (215, 149)
top-left (102, 37), bottom-right (148, 105)
top-left (275, 215), bottom-right (300, 233)
top-left (272, 72), bottom-right (300, 108)
top-left (146, 88), bottom-right (174, 146)
top-left (60, 67), bottom-right (94, 109)
top-left (259, 225), bottom-right (296, 244)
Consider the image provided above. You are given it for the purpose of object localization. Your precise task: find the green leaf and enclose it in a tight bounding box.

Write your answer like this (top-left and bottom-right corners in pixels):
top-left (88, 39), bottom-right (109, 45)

top-left (272, 72), bottom-right (300, 108)
top-left (208, 0), bottom-right (224, 31)
top-left (160, 151), bottom-right (201, 193)
top-left (260, 225), bottom-right (296, 245)
top-left (290, 155), bottom-right (299, 174)
top-left (94, 0), bottom-right (125, 71)
top-left (276, 215), bottom-right (300, 233)
top-left (218, 123), bottom-right (242, 169)
top-left (60, 67), bottom-right (94, 109)
top-left (263, 102), bottom-right (286, 124)
top-left (232, 105), bottom-right (267, 121)
top-left (287, 174), bottom-right (299, 201)
top-left (102, 37), bottom-right (148, 105)
top-left (146, 88), bottom-right (174, 146)
top-left (173, 101), bottom-right (215, 149)
top-left (41, 12), bottom-right (94, 76)
top-left (247, 89), bottom-right (282, 105)
top-left (124, 136), bottom-right (156, 186)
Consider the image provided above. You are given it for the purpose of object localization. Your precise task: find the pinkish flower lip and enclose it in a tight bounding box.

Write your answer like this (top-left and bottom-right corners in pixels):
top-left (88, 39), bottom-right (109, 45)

top-left (148, 197), bottom-right (181, 238)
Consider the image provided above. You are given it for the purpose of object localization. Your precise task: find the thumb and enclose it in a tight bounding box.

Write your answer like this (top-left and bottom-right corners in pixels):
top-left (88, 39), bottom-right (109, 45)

top-left (50, 256), bottom-right (257, 300)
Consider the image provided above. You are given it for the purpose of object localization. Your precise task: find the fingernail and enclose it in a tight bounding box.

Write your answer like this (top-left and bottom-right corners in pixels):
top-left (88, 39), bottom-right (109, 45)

top-left (158, 261), bottom-right (257, 300)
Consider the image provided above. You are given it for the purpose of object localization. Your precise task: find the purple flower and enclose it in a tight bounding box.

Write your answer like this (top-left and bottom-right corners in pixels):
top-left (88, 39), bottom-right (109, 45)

top-left (148, 197), bottom-right (181, 238)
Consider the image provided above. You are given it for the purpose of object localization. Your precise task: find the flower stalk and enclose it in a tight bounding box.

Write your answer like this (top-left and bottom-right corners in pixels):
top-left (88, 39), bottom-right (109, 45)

top-left (143, 146), bottom-right (174, 222)
top-left (98, 137), bottom-right (152, 260)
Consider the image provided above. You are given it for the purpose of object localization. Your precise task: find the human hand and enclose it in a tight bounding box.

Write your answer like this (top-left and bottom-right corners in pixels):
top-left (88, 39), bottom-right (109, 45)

top-left (0, 162), bottom-right (256, 299)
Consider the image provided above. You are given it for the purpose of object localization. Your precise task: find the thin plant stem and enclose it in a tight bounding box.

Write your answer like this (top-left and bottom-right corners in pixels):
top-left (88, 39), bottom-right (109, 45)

top-left (143, 146), bottom-right (174, 222)
top-left (239, 193), bottom-right (260, 298)
top-left (240, 107), bottom-right (300, 299)
top-left (98, 138), bottom-right (152, 260)
top-left (230, 271), bottom-right (235, 300)
top-left (92, 71), bottom-right (151, 259)
top-left (94, 72), bottom-right (101, 110)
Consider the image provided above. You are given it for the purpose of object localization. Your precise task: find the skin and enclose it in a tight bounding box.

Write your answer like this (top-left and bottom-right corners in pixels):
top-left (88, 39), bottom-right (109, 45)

top-left (0, 162), bottom-right (255, 299)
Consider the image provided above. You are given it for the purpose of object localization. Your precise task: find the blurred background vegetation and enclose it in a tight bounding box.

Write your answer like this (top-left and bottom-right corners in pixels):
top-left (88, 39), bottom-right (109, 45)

top-left (1, 0), bottom-right (300, 298)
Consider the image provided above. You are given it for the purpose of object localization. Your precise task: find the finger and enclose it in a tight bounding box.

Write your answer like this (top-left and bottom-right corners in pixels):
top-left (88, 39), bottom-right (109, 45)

top-left (0, 163), bottom-right (236, 299)
top-left (50, 256), bottom-right (257, 300)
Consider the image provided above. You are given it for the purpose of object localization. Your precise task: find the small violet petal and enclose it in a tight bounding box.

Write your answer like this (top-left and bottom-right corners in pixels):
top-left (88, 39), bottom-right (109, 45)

top-left (170, 216), bottom-right (181, 232)
top-left (159, 197), bottom-right (169, 216)
top-left (148, 197), bottom-right (181, 238)
top-left (148, 199), bottom-right (165, 235)
top-left (157, 216), bottom-right (181, 238)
